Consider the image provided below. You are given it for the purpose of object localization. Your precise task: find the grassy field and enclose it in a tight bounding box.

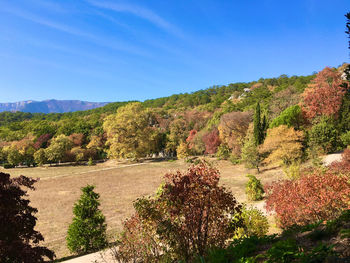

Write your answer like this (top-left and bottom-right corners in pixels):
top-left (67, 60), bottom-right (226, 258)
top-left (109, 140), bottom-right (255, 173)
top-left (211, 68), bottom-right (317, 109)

top-left (2, 159), bottom-right (284, 259)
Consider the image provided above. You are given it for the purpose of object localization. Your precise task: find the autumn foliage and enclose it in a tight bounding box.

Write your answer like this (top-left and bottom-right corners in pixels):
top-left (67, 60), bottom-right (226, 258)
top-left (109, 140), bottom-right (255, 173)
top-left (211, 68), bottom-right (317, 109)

top-left (265, 169), bottom-right (350, 228)
top-left (302, 67), bottom-right (346, 120)
top-left (260, 125), bottom-right (304, 165)
top-left (0, 173), bottom-right (55, 262)
top-left (115, 163), bottom-right (242, 262)
top-left (218, 111), bottom-right (252, 155)
top-left (202, 128), bottom-right (221, 154)
top-left (330, 147), bottom-right (350, 174)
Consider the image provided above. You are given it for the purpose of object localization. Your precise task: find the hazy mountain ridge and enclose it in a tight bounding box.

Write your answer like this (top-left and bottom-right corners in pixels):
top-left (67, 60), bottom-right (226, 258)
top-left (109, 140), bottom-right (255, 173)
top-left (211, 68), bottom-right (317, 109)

top-left (0, 99), bottom-right (109, 113)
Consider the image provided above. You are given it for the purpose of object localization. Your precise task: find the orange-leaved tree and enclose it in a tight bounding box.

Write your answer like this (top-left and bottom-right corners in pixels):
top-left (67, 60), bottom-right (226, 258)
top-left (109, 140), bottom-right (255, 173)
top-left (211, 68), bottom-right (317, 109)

top-left (218, 111), bottom-right (252, 156)
top-left (301, 67), bottom-right (346, 121)
top-left (260, 125), bottom-right (304, 165)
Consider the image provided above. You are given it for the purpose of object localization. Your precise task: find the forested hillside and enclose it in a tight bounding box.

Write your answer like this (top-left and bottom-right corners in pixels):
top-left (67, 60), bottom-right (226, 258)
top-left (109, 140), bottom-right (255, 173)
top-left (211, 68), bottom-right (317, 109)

top-left (0, 65), bottom-right (348, 168)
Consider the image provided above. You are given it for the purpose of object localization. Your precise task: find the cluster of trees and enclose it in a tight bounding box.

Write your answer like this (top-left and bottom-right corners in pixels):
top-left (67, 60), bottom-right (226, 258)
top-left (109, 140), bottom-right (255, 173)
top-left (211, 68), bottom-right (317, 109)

top-left (0, 67), bottom-right (329, 167)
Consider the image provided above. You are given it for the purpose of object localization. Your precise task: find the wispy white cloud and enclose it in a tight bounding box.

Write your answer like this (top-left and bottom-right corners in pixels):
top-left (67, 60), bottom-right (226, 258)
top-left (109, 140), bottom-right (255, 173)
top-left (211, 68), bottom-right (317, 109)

top-left (87, 0), bottom-right (183, 37)
top-left (0, 5), bottom-right (150, 57)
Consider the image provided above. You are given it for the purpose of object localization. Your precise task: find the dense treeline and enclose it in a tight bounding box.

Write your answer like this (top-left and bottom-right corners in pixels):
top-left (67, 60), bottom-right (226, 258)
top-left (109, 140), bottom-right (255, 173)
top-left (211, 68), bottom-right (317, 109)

top-left (0, 65), bottom-right (348, 168)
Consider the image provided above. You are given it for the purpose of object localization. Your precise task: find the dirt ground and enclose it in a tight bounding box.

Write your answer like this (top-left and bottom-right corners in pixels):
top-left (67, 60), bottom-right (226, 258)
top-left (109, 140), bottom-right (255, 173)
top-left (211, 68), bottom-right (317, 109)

top-left (1, 158), bottom-right (285, 259)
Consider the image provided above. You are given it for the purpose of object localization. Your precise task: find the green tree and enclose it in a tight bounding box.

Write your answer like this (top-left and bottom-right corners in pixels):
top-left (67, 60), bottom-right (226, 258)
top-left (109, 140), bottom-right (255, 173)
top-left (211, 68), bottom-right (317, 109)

top-left (241, 126), bottom-right (261, 172)
top-left (103, 102), bottom-right (156, 159)
top-left (308, 117), bottom-right (339, 154)
top-left (45, 134), bottom-right (73, 163)
top-left (253, 102), bottom-right (264, 145)
top-left (66, 185), bottom-right (107, 254)
top-left (34, 148), bottom-right (47, 166)
top-left (6, 147), bottom-right (23, 166)
top-left (270, 105), bottom-right (303, 129)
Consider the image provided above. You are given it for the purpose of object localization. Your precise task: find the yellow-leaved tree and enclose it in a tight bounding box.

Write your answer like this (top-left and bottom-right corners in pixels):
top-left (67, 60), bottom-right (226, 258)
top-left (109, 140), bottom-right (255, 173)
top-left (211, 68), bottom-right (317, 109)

top-left (260, 125), bottom-right (304, 166)
top-left (103, 102), bottom-right (159, 160)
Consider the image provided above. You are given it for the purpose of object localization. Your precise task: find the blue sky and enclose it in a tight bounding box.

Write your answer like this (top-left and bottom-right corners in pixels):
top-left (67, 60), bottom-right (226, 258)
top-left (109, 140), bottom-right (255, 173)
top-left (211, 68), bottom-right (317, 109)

top-left (0, 0), bottom-right (348, 103)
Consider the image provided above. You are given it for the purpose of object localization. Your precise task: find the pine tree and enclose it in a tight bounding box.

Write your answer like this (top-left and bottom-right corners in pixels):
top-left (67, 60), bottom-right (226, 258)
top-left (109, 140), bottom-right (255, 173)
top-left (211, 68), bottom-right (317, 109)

top-left (67, 185), bottom-right (107, 254)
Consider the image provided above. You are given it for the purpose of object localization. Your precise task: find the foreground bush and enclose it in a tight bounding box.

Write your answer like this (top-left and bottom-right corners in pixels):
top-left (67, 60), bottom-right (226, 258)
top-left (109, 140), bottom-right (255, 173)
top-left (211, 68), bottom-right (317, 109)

top-left (0, 173), bottom-right (55, 262)
top-left (265, 169), bottom-right (350, 228)
top-left (233, 206), bottom-right (269, 238)
top-left (66, 185), bottom-right (107, 254)
top-left (115, 163), bottom-right (242, 262)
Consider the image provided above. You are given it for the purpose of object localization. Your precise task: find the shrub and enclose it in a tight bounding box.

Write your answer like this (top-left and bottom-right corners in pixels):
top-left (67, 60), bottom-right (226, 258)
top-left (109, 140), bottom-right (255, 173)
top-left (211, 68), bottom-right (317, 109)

top-left (282, 161), bottom-right (301, 179)
top-left (340, 130), bottom-right (350, 146)
top-left (87, 157), bottom-right (94, 166)
top-left (0, 173), bottom-right (55, 262)
top-left (216, 143), bottom-right (231, 160)
top-left (117, 163), bottom-right (242, 262)
top-left (3, 163), bottom-right (15, 169)
top-left (245, 174), bottom-right (264, 201)
top-left (66, 185), bottom-right (107, 254)
top-left (112, 214), bottom-right (164, 262)
top-left (265, 169), bottom-right (350, 228)
top-left (234, 206), bottom-right (269, 238)
top-left (330, 147), bottom-right (350, 174)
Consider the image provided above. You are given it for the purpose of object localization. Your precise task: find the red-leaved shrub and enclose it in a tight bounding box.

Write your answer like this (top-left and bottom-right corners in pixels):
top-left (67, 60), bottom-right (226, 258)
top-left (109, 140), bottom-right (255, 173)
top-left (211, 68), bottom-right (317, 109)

top-left (330, 148), bottom-right (350, 174)
top-left (115, 162), bottom-right (242, 262)
top-left (265, 169), bottom-right (350, 228)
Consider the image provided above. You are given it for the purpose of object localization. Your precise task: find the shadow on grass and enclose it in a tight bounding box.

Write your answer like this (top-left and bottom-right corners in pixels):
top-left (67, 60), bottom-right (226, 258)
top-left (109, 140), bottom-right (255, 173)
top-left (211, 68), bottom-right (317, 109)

top-left (50, 253), bottom-right (84, 263)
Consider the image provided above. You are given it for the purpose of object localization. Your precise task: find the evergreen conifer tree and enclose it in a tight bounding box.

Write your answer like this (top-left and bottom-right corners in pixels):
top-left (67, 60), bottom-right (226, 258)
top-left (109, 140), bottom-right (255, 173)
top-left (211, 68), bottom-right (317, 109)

top-left (66, 185), bottom-right (107, 254)
top-left (253, 102), bottom-right (264, 145)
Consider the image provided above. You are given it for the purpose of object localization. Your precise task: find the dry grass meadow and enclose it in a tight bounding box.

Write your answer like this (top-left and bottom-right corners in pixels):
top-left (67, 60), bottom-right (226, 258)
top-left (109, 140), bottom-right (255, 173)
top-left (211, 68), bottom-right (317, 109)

top-left (2, 159), bottom-right (285, 259)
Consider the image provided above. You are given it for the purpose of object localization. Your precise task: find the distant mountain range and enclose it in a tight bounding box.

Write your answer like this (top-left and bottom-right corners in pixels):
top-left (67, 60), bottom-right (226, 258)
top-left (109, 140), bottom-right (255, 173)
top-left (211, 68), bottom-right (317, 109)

top-left (0, 100), bottom-right (110, 114)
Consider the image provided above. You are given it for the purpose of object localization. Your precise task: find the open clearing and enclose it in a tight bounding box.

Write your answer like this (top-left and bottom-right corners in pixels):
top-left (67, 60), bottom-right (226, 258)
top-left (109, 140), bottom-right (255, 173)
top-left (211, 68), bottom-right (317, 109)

top-left (2, 159), bottom-right (284, 259)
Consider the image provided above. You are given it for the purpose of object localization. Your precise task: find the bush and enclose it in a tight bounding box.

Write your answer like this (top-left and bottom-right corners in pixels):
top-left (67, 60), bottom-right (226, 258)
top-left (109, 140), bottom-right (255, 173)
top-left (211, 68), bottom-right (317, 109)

top-left (234, 206), bottom-right (269, 238)
top-left (87, 157), bottom-right (94, 166)
top-left (245, 174), bottom-right (264, 201)
top-left (216, 144), bottom-right (231, 160)
top-left (112, 214), bottom-right (164, 262)
top-left (330, 147), bottom-right (350, 174)
top-left (340, 130), bottom-right (350, 146)
top-left (282, 161), bottom-right (301, 179)
top-left (66, 185), bottom-right (107, 254)
top-left (116, 163), bottom-right (243, 262)
top-left (265, 169), bottom-right (350, 228)
top-left (3, 163), bottom-right (15, 169)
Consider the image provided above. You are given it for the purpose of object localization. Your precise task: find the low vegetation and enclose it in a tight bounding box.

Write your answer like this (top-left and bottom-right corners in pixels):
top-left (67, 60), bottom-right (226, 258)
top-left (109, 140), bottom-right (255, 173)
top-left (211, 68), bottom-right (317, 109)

top-left (0, 12), bottom-right (349, 263)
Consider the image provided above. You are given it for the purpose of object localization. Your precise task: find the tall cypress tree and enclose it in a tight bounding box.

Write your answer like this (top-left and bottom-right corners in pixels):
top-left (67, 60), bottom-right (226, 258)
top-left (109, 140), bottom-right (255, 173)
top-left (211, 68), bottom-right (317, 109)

top-left (253, 102), bottom-right (264, 145)
top-left (66, 185), bottom-right (107, 254)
